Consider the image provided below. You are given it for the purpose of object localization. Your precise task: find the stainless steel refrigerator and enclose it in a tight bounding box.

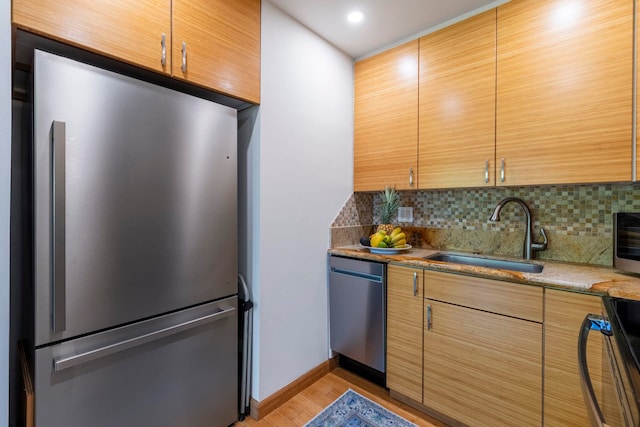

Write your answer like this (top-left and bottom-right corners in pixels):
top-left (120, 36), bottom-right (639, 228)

top-left (30, 50), bottom-right (238, 427)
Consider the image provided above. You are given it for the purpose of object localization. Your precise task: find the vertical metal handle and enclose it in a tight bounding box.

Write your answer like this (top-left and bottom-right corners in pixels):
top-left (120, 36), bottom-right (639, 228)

top-left (409, 167), bottom-right (414, 187)
top-left (51, 121), bottom-right (66, 333)
top-left (578, 314), bottom-right (611, 427)
top-left (427, 304), bottom-right (432, 330)
top-left (484, 160), bottom-right (489, 183)
top-left (181, 41), bottom-right (187, 73)
top-left (413, 272), bottom-right (417, 296)
top-left (160, 33), bottom-right (166, 66)
top-left (500, 158), bottom-right (505, 183)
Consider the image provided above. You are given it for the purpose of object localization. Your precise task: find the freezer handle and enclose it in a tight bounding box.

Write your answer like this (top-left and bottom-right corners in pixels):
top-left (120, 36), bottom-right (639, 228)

top-left (53, 303), bottom-right (236, 372)
top-left (51, 121), bottom-right (66, 333)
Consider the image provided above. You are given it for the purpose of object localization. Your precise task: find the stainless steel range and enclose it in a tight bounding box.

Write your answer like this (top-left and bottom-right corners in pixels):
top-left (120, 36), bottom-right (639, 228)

top-left (579, 296), bottom-right (640, 427)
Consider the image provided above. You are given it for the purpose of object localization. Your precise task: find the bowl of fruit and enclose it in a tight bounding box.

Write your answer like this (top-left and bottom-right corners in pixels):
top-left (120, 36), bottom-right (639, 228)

top-left (360, 227), bottom-right (411, 254)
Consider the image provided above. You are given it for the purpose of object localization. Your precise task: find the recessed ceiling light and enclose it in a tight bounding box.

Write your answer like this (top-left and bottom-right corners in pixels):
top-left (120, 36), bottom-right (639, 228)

top-left (347, 10), bottom-right (365, 24)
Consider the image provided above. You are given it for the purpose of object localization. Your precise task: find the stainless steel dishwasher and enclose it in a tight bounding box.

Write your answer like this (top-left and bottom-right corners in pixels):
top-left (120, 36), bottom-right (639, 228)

top-left (329, 255), bottom-right (386, 384)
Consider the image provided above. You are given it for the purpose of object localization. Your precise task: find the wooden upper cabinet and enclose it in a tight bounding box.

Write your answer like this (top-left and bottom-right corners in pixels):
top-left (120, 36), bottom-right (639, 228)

top-left (637, 2), bottom-right (640, 181)
top-left (172, 0), bottom-right (261, 104)
top-left (419, 10), bottom-right (496, 189)
top-left (12, 0), bottom-right (171, 74)
top-left (496, 0), bottom-right (633, 185)
top-left (386, 265), bottom-right (423, 403)
top-left (354, 40), bottom-right (419, 192)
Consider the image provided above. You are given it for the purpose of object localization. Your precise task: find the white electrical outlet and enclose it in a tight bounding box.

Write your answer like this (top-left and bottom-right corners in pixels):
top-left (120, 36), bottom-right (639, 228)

top-left (398, 207), bottom-right (413, 223)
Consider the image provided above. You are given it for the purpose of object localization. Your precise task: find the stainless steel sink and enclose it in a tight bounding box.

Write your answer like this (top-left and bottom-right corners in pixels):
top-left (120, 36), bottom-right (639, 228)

top-left (424, 253), bottom-right (544, 273)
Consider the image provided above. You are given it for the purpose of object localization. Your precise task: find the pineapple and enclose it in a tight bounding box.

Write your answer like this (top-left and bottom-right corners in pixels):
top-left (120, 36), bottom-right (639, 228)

top-left (376, 186), bottom-right (399, 235)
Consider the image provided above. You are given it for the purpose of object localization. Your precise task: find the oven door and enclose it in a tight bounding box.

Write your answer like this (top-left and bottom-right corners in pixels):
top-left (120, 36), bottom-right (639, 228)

top-left (579, 299), bottom-right (640, 427)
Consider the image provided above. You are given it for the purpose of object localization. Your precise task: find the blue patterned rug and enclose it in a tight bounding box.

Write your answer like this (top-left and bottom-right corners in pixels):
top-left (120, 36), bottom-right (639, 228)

top-left (304, 389), bottom-right (417, 427)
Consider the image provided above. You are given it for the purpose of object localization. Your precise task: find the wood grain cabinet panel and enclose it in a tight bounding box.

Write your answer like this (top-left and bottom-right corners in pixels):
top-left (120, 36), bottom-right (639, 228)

top-left (354, 40), bottom-right (419, 192)
top-left (172, 0), bottom-right (261, 103)
top-left (544, 289), bottom-right (604, 427)
top-left (423, 299), bottom-right (542, 427)
top-left (386, 265), bottom-right (423, 402)
top-left (419, 9), bottom-right (496, 189)
top-left (12, 0), bottom-right (171, 74)
top-left (424, 270), bottom-right (543, 322)
top-left (496, 0), bottom-right (633, 185)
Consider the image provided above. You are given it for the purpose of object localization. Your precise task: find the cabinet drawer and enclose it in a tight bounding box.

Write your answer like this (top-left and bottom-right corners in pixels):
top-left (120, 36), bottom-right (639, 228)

top-left (424, 270), bottom-right (543, 322)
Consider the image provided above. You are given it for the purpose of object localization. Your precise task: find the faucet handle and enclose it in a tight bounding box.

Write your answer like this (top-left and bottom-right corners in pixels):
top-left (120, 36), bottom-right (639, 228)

top-left (532, 228), bottom-right (548, 252)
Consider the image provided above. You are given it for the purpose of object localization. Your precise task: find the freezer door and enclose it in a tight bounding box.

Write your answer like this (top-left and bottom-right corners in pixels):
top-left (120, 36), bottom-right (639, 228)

top-left (35, 297), bottom-right (238, 427)
top-left (33, 50), bottom-right (238, 345)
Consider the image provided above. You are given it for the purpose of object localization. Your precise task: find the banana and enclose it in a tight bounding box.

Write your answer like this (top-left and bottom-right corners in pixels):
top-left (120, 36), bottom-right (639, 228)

top-left (390, 227), bottom-right (402, 237)
top-left (390, 232), bottom-right (406, 244)
top-left (391, 239), bottom-right (406, 248)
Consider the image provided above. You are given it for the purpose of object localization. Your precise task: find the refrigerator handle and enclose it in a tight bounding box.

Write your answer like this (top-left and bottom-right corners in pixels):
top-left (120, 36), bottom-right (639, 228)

top-left (51, 121), bottom-right (66, 333)
top-left (53, 303), bottom-right (236, 372)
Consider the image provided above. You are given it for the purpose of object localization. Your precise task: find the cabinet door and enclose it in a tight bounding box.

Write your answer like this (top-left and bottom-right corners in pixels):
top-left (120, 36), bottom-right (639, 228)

top-left (544, 289), bottom-right (604, 426)
top-left (386, 265), bottom-right (423, 402)
top-left (418, 10), bottom-right (496, 189)
top-left (354, 40), bottom-right (419, 192)
top-left (423, 300), bottom-right (542, 427)
top-left (496, 0), bottom-right (633, 185)
top-left (13, 0), bottom-right (171, 74)
top-left (172, 0), bottom-right (260, 103)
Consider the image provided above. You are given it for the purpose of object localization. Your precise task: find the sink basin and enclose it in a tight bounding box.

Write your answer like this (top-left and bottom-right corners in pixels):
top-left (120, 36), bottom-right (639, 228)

top-left (424, 253), bottom-right (544, 274)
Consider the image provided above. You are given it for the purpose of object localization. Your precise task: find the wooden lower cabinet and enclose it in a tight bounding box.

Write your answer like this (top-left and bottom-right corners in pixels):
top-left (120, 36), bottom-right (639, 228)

top-left (386, 268), bottom-right (607, 427)
top-left (544, 289), bottom-right (604, 426)
top-left (386, 265), bottom-right (423, 402)
top-left (423, 300), bottom-right (542, 426)
top-left (422, 270), bottom-right (543, 427)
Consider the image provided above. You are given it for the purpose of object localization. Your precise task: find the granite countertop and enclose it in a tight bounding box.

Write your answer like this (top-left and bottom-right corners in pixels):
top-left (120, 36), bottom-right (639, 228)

top-left (328, 245), bottom-right (640, 300)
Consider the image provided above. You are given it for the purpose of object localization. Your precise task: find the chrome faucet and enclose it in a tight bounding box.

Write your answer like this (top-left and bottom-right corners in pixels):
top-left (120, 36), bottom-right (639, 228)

top-left (489, 197), bottom-right (548, 260)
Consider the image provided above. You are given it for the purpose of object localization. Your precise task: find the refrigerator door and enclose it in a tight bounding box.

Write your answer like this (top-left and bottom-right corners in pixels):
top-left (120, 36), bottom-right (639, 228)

top-left (35, 297), bottom-right (238, 427)
top-left (33, 50), bottom-right (238, 346)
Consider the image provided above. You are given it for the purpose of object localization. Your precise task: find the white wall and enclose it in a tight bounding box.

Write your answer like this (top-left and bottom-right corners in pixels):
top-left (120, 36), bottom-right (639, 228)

top-left (1, 0), bottom-right (11, 424)
top-left (246, 0), bottom-right (354, 401)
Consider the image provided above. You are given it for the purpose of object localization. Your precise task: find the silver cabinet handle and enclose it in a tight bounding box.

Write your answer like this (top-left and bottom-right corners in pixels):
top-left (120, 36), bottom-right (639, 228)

top-left (409, 167), bottom-right (414, 187)
top-left (427, 304), bottom-right (432, 330)
top-left (500, 158), bottom-right (505, 183)
top-left (413, 272), bottom-right (417, 296)
top-left (484, 160), bottom-right (489, 183)
top-left (578, 314), bottom-right (611, 427)
top-left (51, 121), bottom-right (66, 333)
top-left (53, 304), bottom-right (236, 371)
top-left (161, 33), bottom-right (166, 66)
top-left (181, 41), bottom-right (187, 73)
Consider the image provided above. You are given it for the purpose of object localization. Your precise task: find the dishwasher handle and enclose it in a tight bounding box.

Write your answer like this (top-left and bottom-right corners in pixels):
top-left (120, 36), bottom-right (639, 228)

top-left (330, 267), bottom-right (383, 283)
top-left (578, 313), bottom-right (612, 427)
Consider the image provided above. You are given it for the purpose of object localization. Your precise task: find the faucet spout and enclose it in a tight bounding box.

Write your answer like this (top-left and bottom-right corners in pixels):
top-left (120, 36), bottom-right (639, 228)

top-left (489, 197), bottom-right (547, 260)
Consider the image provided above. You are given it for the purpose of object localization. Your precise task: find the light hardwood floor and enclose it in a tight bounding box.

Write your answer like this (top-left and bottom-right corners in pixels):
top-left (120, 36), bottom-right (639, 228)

top-left (236, 367), bottom-right (446, 427)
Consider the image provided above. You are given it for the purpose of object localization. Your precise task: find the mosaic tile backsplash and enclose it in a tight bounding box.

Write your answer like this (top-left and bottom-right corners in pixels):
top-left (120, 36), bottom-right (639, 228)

top-left (330, 183), bottom-right (640, 266)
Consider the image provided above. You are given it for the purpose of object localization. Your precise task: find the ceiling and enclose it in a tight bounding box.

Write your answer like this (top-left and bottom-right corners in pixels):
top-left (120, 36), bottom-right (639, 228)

top-left (269, 0), bottom-right (508, 59)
